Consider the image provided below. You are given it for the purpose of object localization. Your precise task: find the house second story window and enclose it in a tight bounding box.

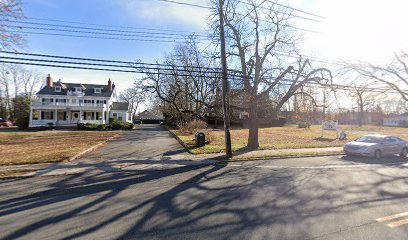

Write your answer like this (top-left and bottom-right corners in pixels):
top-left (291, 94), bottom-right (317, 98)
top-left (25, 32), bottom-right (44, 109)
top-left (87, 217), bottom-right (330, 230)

top-left (94, 88), bottom-right (102, 93)
top-left (75, 87), bottom-right (82, 92)
top-left (55, 86), bottom-right (61, 92)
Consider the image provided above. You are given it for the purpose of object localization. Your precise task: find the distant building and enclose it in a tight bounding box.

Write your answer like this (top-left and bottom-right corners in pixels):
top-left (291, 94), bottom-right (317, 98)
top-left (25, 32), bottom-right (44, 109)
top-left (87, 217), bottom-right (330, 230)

top-left (136, 110), bottom-right (164, 124)
top-left (29, 75), bottom-right (132, 127)
top-left (383, 113), bottom-right (408, 127)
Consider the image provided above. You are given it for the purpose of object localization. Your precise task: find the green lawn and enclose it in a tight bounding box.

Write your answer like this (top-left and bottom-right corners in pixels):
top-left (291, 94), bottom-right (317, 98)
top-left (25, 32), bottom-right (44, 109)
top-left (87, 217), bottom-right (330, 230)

top-left (172, 125), bottom-right (408, 154)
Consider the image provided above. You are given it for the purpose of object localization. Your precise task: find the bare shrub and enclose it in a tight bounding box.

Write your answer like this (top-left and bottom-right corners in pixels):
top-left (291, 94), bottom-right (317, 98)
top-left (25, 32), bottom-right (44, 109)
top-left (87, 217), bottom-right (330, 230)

top-left (179, 120), bottom-right (208, 135)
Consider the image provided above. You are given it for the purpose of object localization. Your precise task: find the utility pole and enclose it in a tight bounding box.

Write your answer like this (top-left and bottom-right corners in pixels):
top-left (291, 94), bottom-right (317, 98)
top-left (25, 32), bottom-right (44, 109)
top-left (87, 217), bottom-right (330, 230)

top-left (218, 0), bottom-right (232, 158)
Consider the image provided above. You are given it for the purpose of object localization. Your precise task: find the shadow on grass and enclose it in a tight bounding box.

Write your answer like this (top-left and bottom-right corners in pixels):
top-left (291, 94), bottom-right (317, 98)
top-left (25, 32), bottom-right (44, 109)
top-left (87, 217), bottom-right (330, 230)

top-left (314, 137), bottom-right (337, 142)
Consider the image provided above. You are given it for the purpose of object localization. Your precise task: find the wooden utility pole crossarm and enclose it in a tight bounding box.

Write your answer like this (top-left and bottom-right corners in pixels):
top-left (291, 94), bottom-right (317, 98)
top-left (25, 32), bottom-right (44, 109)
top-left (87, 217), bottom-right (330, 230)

top-left (218, 0), bottom-right (232, 158)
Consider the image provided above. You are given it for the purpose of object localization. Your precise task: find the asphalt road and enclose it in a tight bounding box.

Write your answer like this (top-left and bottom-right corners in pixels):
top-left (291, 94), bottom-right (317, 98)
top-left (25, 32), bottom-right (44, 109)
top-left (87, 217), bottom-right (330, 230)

top-left (1, 126), bottom-right (408, 239)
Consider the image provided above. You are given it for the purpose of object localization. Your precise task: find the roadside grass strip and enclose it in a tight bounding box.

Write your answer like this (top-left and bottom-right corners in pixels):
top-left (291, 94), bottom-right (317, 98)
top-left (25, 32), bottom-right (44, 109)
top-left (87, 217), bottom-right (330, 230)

top-left (376, 212), bottom-right (408, 228)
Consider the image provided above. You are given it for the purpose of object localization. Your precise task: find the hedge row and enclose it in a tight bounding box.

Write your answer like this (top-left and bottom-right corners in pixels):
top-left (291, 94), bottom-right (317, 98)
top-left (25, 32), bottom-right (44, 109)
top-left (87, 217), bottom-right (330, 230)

top-left (77, 122), bottom-right (134, 131)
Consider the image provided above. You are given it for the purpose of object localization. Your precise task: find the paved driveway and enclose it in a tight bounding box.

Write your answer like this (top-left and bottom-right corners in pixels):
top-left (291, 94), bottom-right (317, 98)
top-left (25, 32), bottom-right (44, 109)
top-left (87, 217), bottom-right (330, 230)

top-left (80, 124), bottom-right (187, 162)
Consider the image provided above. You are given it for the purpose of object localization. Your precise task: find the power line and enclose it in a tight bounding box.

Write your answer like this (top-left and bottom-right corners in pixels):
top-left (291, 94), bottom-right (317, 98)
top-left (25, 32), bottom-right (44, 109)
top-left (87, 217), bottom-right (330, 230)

top-left (264, 0), bottom-right (325, 19)
top-left (27, 17), bottom-right (199, 33)
top-left (10, 30), bottom-right (190, 43)
top-left (151, 0), bottom-right (321, 33)
top-left (154, 0), bottom-right (325, 21)
top-left (0, 50), bottom-right (224, 71)
top-left (9, 20), bottom-right (209, 38)
top-left (1, 57), bottom-right (405, 95)
top-left (234, 0), bottom-right (324, 23)
top-left (8, 25), bottom-right (211, 41)
top-left (152, 0), bottom-right (210, 9)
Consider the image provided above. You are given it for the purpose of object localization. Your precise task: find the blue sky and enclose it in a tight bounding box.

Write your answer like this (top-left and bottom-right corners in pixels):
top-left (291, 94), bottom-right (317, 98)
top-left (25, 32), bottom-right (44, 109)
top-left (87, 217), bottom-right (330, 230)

top-left (20, 0), bottom-right (408, 99)
top-left (21, 0), bottom-right (211, 95)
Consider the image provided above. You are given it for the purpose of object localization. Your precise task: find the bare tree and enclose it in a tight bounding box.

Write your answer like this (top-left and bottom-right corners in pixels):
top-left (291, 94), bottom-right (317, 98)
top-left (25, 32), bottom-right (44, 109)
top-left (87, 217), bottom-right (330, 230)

top-left (349, 83), bottom-right (379, 126)
top-left (119, 83), bottom-right (146, 120)
top-left (0, 0), bottom-right (25, 50)
top-left (139, 38), bottom-right (222, 126)
top-left (214, 0), bottom-right (332, 150)
top-left (20, 68), bottom-right (43, 96)
top-left (352, 51), bottom-right (408, 102)
top-left (0, 65), bottom-right (11, 118)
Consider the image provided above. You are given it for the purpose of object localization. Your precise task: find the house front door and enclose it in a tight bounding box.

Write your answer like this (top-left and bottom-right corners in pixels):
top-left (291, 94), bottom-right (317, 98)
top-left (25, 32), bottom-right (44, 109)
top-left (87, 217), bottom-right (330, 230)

top-left (71, 112), bottom-right (80, 123)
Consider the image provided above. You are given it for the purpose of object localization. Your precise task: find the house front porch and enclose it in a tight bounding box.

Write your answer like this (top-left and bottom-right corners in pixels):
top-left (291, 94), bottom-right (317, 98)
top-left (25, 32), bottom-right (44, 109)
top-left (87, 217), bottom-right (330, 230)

top-left (29, 109), bottom-right (108, 127)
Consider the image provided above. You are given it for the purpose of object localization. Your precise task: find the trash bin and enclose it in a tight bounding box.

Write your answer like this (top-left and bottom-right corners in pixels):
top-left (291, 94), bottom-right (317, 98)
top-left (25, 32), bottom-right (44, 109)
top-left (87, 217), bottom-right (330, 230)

top-left (195, 132), bottom-right (206, 147)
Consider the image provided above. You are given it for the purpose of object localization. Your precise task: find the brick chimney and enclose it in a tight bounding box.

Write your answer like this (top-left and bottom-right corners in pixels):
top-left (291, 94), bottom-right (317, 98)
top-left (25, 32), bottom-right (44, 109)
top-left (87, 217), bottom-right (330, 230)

top-left (108, 78), bottom-right (112, 91)
top-left (46, 74), bottom-right (53, 87)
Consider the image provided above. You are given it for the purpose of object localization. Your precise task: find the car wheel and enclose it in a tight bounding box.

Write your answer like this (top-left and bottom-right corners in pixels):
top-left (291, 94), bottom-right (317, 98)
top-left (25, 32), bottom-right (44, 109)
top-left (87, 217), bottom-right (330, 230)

top-left (374, 150), bottom-right (382, 159)
top-left (400, 148), bottom-right (408, 157)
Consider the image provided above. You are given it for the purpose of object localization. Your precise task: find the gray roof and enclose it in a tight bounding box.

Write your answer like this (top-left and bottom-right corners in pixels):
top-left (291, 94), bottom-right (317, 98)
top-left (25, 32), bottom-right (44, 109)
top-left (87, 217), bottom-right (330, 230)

top-left (111, 102), bottom-right (129, 111)
top-left (37, 82), bottom-right (113, 97)
top-left (136, 110), bottom-right (164, 120)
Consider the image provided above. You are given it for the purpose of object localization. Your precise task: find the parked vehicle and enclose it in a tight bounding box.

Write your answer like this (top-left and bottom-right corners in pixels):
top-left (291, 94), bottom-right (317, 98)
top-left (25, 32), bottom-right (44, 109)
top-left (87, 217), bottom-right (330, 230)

top-left (133, 120), bottom-right (142, 125)
top-left (0, 119), bottom-right (13, 127)
top-left (344, 135), bottom-right (408, 159)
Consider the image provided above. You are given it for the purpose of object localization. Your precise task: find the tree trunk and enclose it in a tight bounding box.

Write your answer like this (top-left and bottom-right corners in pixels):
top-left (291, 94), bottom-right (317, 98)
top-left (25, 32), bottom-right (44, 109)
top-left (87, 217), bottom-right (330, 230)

top-left (359, 105), bottom-right (364, 127)
top-left (247, 98), bottom-right (259, 150)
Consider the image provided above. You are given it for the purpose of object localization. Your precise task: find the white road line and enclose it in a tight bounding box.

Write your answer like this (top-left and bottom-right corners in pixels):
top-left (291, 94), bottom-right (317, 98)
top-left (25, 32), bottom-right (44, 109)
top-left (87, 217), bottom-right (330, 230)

top-left (386, 218), bottom-right (408, 228)
top-left (376, 212), bottom-right (408, 223)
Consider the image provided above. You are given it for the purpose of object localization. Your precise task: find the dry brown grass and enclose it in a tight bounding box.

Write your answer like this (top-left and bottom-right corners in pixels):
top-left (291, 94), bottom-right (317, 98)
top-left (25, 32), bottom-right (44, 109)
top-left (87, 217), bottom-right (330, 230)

top-left (0, 130), bottom-right (119, 166)
top-left (173, 124), bottom-right (408, 154)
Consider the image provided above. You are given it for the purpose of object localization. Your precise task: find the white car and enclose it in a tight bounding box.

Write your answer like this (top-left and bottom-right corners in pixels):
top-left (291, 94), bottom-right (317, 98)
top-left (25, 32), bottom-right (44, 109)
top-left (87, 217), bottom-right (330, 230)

top-left (344, 135), bottom-right (408, 159)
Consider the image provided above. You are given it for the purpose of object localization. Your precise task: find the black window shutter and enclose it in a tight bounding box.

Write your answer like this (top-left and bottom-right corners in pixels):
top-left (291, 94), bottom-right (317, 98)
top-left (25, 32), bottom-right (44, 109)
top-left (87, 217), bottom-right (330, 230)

top-left (41, 111), bottom-right (44, 120)
top-left (50, 111), bottom-right (54, 119)
top-left (96, 112), bottom-right (99, 120)
top-left (42, 98), bottom-right (45, 102)
top-left (63, 112), bottom-right (67, 120)
top-left (92, 112), bottom-right (94, 119)
top-left (51, 99), bottom-right (54, 102)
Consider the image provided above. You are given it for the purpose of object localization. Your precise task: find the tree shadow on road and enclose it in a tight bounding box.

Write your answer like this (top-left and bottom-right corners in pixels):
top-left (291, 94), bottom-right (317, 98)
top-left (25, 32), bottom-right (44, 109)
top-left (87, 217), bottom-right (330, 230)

top-left (0, 158), bottom-right (408, 239)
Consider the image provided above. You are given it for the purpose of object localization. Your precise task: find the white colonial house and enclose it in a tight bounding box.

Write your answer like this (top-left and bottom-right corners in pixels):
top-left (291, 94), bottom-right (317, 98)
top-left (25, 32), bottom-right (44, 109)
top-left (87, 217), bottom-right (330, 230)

top-left (29, 75), bottom-right (132, 127)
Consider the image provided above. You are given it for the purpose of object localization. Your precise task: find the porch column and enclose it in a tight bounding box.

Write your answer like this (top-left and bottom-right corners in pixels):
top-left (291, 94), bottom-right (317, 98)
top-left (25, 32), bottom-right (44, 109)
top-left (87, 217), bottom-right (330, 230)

top-left (102, 110), bottom-right (105, 124)
top-left (79, 109), bottom-right (83, 123)
top-left (106, 110), bottom-right (109, 124)
top-left (54, 109), bottom-right (57, 125)
top-left (29, 107), bottom-right (33, 127)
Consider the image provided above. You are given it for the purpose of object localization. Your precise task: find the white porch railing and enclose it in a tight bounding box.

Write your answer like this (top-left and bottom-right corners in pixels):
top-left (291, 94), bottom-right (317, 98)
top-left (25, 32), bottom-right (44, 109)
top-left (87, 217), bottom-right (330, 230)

top-left (31, 102), bottom-right (106, 108)
top-left (31, 119), bottom-right (105, 126)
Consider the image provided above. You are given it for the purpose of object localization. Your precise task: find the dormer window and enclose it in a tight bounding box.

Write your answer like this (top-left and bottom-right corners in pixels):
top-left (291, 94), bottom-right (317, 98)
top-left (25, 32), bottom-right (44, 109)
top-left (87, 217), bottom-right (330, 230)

top-left (75, 87), bottom-right (82, 92)
top-left (54, 86), bottom-right (61, 92)
top-left (94, 88), bottom-right (102, 93)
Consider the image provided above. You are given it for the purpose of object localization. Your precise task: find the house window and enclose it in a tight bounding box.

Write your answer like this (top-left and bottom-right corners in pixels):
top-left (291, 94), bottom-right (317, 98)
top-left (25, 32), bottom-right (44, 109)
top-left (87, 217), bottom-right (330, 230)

top-left (75, 87), bottom-right (82, 92)
top-left (55, 86), bottom-right (61, 92)
top-left (41, 98), bottom-right (54, 105)
top-left (94, 88), bottom-right (102, 93)
top-left (58, 112), bottom-right (67, 121)
top-left (55, 99), bottom-right (66, 103)
top-left (41, 111), bottom-right (54, 120)
top-left (32, 110), bottom-right (39, 120)
top-left (71, 99), bottom-right (77, 104)
top-left (128, 113), bottom-right (131, 121)
top-left (86, 112), bottom-right (93, 120)
top-left (118, 113), bottom-right (123, 122)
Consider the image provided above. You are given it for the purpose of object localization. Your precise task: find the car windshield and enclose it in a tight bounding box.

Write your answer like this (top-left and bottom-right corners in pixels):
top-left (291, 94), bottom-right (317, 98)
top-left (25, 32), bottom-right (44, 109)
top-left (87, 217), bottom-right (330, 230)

top-left (355, 136), bottom-right (383, 143)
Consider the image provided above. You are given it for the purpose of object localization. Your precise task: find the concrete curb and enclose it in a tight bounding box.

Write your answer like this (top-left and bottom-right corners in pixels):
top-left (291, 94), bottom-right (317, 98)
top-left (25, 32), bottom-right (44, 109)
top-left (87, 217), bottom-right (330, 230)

top-left (216, 152), bottom-right (345, 162)
top-left (163, 126), bottom-right (193, 154)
